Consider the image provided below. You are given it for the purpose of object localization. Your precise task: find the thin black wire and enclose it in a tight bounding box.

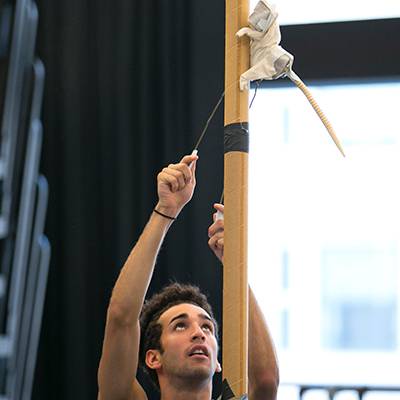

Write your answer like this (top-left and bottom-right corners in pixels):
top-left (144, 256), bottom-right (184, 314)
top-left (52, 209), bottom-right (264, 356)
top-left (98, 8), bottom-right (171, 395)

top-left (219, 81), bottom-right (260, 205)
top-left (193, 91), bottom-right (225, 151)
top-left (194, 82), bottom-right (260, 206)
top-left (249, 79), bottom-right (262, 109)
top-left (193, 80), bottom-right (259, 152)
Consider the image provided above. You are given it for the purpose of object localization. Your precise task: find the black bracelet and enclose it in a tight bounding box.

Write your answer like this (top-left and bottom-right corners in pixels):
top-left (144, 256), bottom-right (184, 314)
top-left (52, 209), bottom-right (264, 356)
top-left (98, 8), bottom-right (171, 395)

top-left (153, 208), bottom-right (176, 221)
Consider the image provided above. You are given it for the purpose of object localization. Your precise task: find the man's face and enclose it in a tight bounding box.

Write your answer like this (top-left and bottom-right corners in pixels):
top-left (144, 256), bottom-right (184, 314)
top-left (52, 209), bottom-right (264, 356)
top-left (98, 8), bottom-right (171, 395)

top-left (147, 303), bottom-right (220, 384)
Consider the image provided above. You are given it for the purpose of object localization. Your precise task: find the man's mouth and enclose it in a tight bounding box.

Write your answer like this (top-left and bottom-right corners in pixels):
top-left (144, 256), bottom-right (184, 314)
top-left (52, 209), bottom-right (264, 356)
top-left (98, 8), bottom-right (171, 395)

top-left (188, 346), bottom-right (209, 358)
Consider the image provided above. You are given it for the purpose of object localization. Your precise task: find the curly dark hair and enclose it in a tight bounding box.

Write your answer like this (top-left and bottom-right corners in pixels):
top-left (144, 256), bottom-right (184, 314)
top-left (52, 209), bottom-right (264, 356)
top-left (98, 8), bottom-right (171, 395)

top-left (139, 282), bottom-right (219, 389)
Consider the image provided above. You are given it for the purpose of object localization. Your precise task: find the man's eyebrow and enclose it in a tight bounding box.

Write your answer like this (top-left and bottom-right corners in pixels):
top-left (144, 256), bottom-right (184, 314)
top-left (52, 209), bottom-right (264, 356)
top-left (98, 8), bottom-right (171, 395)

top-left (199, 314), bottom-right (213, 322)
top-left (168, 313), bottom-right (188, 326)
top-left (168, 312), bottom-right (213, 325)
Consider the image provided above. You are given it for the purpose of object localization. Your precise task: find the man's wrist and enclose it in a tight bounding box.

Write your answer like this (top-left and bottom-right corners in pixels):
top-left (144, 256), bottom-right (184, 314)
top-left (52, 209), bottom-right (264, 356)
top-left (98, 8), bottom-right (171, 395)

top-left (153, 208), bottom-right (176, 221)
top-left (154, 203), bottom-right (180, 220)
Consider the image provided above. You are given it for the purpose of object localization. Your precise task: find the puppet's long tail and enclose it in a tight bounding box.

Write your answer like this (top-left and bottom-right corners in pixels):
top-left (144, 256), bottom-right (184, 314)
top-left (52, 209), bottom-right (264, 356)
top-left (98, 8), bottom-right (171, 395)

top-left (288, 70), bottom-right (345, 157)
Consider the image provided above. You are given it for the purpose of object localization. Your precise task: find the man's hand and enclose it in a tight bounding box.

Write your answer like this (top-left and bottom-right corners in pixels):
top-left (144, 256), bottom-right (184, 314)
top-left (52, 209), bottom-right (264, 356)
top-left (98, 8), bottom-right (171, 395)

top-left (156, 154), bottom-right (198, 218)
top-left (208, 203), bottom-right (224, 262)
top-left (208, 205), bottom-right (280, 400)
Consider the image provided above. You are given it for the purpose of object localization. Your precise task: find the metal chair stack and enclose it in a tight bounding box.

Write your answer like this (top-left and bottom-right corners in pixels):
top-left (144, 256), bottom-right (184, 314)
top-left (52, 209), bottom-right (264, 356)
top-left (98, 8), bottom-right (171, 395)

top-left (0, 0), bottom-right (50, 398)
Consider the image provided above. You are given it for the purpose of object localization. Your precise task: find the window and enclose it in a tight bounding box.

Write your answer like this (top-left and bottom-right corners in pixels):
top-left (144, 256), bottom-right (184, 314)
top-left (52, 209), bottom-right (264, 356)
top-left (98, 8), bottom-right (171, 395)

top-left (248, 81), bottom-right (400, 397)
top-left (245, 3), bottom-right (400, 397)
top-left (250, 0), bottom-right (400, 25)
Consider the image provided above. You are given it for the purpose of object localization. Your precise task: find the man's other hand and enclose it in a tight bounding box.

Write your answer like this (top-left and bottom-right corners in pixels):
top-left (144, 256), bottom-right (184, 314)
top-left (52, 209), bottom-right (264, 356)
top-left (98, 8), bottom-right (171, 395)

top-left (208, 203), bottom-right (224, 262)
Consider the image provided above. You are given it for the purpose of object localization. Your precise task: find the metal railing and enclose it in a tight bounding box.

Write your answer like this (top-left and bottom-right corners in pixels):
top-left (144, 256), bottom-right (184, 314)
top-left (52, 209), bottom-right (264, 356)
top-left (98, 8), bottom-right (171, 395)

top-left (298, 384), bottom-right (400, 400)
top-left (0, 1), bottom-right (50, 398)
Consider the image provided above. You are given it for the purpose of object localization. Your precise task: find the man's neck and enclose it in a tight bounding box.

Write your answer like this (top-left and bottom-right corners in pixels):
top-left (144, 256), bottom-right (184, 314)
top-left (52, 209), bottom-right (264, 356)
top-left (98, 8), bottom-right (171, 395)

top-left (159, 377), bottom-right (212, 400)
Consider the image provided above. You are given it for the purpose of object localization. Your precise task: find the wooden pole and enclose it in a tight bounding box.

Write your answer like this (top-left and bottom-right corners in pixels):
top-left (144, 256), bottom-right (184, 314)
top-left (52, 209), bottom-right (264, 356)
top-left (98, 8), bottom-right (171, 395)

top-left (223, 0), bottom-right (249, 398)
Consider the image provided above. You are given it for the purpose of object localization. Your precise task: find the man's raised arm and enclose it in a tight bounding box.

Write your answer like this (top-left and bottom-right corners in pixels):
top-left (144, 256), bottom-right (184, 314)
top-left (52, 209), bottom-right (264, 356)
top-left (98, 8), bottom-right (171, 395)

top-left (208, 203), bottom-right (279, 400)
top-left (97, 154), bottom-right (198, 400)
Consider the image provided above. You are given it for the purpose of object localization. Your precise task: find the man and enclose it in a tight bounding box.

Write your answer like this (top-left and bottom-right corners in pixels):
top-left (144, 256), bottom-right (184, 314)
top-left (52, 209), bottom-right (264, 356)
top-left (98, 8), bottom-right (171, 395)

top-left (97, 154), bottom-right (279, 400)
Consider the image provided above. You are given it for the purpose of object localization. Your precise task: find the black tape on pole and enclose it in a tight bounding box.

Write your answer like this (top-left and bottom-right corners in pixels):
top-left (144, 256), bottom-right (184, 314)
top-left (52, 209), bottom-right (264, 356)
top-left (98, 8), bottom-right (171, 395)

top-left (220, 378), bottom-right (236, 399)
top-left (218, 379), bottom-right (249, 400)
top-left (224, 122), bottom-right (249, 153)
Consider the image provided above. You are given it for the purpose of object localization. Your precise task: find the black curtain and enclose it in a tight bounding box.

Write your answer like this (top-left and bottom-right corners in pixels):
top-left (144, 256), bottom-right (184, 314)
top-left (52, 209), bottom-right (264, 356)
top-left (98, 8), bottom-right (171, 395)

top-left (33, 1), bottom-right (225, 399)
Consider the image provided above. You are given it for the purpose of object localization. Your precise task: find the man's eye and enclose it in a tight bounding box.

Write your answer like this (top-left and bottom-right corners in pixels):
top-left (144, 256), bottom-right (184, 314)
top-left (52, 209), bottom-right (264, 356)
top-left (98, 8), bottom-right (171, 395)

top-left (175, 322), bottom-right (186, 330)
top-left (202, 324), bottom-right (213, 332)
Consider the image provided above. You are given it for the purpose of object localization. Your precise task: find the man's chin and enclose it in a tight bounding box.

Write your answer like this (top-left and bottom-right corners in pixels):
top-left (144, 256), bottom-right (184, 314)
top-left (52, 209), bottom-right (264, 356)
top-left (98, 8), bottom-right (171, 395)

top-left (180, 363), bottom-right (214, 381)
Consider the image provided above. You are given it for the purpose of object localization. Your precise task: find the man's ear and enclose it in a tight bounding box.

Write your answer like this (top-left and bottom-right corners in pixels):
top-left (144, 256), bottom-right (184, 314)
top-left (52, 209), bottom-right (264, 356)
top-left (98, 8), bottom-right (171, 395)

top-left (215, 360), bottom-right (222, 373)
top-left (145, 349), bottom-right (162, 370)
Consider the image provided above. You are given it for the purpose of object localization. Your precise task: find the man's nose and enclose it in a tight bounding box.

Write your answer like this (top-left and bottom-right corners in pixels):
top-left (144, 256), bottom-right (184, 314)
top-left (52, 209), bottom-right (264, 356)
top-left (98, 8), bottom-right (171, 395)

top-left (191, 325), bottom-right (206, 341)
